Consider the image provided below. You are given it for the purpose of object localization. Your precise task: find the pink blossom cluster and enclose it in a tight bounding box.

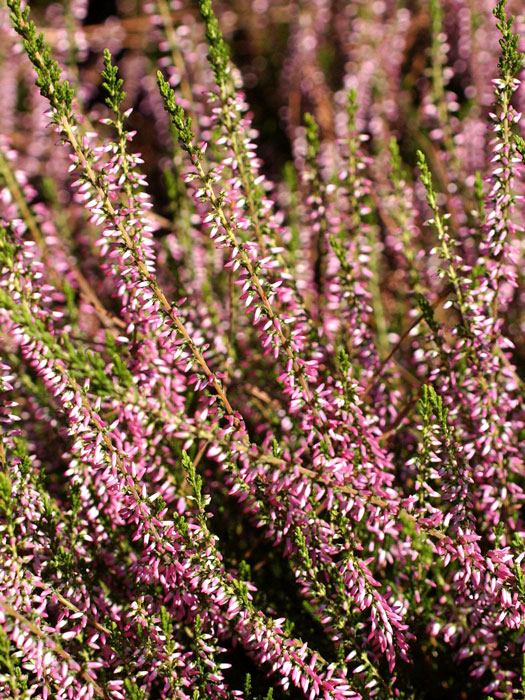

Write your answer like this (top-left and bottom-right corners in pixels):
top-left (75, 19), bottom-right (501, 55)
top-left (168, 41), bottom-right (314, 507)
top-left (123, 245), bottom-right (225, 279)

top-left (0, 0), bottom-right (524, 698)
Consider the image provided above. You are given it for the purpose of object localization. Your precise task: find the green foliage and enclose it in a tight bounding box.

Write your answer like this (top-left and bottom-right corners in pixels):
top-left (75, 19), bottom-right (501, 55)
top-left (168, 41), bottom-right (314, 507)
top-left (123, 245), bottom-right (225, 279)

top-left (415, 293), bottom-right (440, 335)
top-left (346, 88), bottom-right (358, 127)
top-left (123, 678), bottom-right (147, 700)
top-left (198, 0), bottom-right (230, 86)
top-left (157, 72), bottom-right (196, 151)
top-left (516, 135), bottom-right (525, 164)
top-left (0, 626), bottom-right (28, 695)
top-left (388, 137), bottom-right (403, 183)
top-left (182, 450), bottom-right (206, 519)
top-left (304, 113), bottom-right (320, 163)
top-left (416, 150), bottom-right (437, 211)
top-left (493, 1), bottom-right (524, 82)
top-left (101, 48), bottom-right (126, 115)
top-left (0, 471), bottom-right (11, 519)
top-left (294, 527), bottom-right (313, 571)
top-left (104, 331), bottom-right (134, 386)
top-left (7, 0), bottom-right (74, 119)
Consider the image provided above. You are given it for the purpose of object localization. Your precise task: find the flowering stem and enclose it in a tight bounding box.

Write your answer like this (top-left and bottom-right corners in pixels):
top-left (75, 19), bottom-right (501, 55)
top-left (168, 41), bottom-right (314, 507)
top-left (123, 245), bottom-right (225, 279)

top-left (1, 604), bottom-right (109, 699)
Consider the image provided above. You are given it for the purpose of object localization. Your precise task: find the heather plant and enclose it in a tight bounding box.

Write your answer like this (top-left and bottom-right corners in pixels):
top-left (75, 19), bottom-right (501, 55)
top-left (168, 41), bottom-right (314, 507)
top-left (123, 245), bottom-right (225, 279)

top-left (0, 0), bottom-right (524, 697)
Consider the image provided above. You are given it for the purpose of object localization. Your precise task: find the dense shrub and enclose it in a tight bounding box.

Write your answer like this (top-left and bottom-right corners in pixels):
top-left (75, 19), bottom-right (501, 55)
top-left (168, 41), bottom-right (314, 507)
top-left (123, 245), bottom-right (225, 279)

top-left (0, 0), bottom-right (524, 697)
